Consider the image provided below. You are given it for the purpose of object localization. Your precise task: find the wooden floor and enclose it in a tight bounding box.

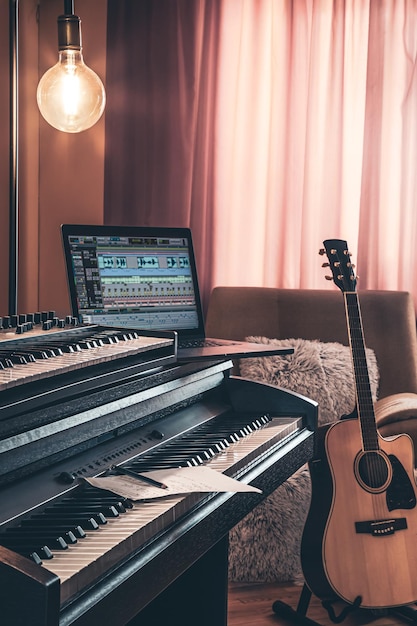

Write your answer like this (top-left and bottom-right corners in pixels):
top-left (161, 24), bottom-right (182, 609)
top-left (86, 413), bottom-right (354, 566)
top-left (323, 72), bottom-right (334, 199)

top-left (228, 582), bottom-right (416, 626)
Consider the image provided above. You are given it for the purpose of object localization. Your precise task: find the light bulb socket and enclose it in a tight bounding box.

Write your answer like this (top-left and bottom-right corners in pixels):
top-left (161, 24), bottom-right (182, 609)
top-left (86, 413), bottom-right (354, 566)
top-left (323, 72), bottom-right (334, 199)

top-left (57, 14), bottom-right (82, 51)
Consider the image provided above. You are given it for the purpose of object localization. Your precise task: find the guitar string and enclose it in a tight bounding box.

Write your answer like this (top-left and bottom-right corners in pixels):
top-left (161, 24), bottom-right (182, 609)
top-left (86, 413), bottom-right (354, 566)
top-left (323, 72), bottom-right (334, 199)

top-left (345, 293), bottom-right (387, 520)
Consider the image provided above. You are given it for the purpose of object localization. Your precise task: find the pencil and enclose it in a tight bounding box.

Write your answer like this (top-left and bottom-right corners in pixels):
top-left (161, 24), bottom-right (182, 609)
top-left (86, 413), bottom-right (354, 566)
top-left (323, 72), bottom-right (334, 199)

top-left (110, 464), bottom-right (168, 490)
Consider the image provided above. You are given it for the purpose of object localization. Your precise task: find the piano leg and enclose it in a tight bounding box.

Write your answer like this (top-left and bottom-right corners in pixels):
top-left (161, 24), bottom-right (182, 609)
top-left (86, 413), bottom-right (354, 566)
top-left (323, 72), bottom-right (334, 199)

top-left (127, 535), bottom-right (229, 626)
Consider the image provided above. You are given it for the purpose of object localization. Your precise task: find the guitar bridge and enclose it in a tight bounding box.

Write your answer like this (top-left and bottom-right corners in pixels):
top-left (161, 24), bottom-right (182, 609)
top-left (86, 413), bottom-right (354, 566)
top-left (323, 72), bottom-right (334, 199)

top-left (355, 518), bottom-right (407, 536)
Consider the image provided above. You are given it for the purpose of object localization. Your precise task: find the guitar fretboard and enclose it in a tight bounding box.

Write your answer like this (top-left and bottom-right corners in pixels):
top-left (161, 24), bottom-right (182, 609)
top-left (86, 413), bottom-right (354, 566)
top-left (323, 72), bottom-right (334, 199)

top-left (344, 292), bottom-right (378, 451)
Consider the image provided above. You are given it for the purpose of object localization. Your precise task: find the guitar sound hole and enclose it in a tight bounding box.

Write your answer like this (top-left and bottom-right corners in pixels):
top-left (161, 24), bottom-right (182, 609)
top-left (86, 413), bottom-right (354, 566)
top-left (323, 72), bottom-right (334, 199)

top-left (355, 451), bottom-right (391, 492)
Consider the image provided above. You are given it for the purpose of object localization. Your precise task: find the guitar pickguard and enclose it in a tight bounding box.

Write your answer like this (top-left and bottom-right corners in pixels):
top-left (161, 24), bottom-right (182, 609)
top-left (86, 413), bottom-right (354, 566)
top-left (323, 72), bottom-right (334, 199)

top-left (386, 454), bottom-right (416, 511)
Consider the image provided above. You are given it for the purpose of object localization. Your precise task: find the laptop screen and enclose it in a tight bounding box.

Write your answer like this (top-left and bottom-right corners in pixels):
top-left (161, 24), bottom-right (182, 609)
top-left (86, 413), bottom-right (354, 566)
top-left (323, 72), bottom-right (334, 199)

top-left (61, 225), bottom-right (205, 337)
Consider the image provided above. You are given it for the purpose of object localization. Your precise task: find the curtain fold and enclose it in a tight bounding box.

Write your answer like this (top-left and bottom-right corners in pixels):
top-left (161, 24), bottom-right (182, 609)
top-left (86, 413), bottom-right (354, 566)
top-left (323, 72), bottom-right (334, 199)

top-left (105, 0), bottom-right (417, 310)
top-left (213, 0), bottom-right (371, 290)
top-left (358, 0), bottom-right (417, 292)
top-left (105, 0), bottom-right (220, 305)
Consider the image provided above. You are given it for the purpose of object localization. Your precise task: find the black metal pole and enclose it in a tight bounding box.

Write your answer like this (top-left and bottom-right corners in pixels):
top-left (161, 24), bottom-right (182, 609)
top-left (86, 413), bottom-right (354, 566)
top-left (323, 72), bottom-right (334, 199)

top-left (9, 0), bottom-right (18, 316)
top-left (64, 0), bottom-right (74, 15)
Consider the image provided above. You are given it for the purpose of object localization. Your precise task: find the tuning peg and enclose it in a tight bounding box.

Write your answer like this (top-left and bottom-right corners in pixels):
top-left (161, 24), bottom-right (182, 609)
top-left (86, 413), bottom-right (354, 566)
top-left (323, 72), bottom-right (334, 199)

top-left (318, 248), bottom-right (326, 256)
top-left (321, 262), bottom-right (330, 268)
top-left (325, 275), bottom-right (333, 281)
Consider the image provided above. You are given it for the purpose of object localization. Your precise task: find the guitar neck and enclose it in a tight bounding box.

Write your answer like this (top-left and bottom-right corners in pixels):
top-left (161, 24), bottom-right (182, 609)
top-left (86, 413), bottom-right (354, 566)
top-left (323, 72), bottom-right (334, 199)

top-left (344, 292), bottom-right (379, 451)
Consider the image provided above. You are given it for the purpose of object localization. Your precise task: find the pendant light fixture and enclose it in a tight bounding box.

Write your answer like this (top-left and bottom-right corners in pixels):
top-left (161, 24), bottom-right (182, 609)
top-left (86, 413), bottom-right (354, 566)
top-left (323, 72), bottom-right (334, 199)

top-left (37, 0), bottom-right (106, 133)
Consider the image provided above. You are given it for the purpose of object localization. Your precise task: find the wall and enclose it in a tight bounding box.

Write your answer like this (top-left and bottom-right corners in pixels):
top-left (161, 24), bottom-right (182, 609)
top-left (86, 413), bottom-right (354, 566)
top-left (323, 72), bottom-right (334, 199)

top-left (0, 0), bottom-right (107, 318)
top-left (0, 1), bottom-right (11, 316)
top-left (37, 0), bottom-right (107, 317)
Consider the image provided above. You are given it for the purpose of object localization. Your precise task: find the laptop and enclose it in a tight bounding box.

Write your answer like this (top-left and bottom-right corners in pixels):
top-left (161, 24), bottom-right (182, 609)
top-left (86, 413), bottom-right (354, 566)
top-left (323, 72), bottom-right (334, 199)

top-left (61, 224), bottom-right (292, 362)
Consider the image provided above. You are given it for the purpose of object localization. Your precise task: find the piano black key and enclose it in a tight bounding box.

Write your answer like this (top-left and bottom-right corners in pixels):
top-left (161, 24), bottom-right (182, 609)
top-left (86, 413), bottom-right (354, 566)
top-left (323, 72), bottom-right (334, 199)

top-left (77, 340), bottom-right (97, 349)
top-left (0, 541), bottom-right (54, 560)
top-left (28, 515), bottom-right (101, 530)
top-left (89, 333), bottom-right (112, 343)
top-left (0, 351), bottom-right (28, 364)
top-left (129, 458), bottom-right (197, 470)
top-left (73, 489), bottom-right (133, 504)
top-left (0, 534), bottom-right (69, 550)
top-left (62, 496), bottom-right (130, 513)
top-left (50, 342), bottom-right (81, 353)
top-left (42, 509), bottom-right (108, 524)
top-left (125, 416), bottom-right (274, 473)
top-left (159, 447), bottom-right (215, 460)
top-left (30, 345), bottom-right (63, 357)
top-left (4, 528), bottom-right (78, 545)
top-left (20, 521), bottom-right (86, 538)
top-left (181, 436), bottom-right (231, 450)
top-left (140, 445), bottom-right (214, 459)
top-left (92, 331), bottom-right (119, 344)
top-left (22, 348), bottom-right (51, 359)
top-left (49, 504), bottom-right (120, 518)
top-left (17, 346), bottom-right (53, 359)
top-left (29, 551), bottom-right (43, 565)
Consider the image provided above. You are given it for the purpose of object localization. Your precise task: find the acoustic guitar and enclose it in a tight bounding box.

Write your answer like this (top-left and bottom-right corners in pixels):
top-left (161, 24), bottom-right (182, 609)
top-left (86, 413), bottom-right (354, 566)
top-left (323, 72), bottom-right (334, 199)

top-left (301, 239), bottom-right (417, 609)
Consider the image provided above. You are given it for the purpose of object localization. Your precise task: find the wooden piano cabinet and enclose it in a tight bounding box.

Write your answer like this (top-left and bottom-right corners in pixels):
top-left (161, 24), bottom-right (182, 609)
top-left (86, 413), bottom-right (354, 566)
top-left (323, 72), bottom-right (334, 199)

top-left (0, 546), bottom-right (60, 626)
top-left (129, 536), bottom-right (229, 626)
top-left (0, 352), bottom-right (316, 626)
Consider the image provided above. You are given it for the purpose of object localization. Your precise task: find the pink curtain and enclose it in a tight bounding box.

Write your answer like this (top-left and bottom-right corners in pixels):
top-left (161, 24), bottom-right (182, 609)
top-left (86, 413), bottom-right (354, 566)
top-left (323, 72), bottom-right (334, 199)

top-left (105, 0), bottom-right (417, 309)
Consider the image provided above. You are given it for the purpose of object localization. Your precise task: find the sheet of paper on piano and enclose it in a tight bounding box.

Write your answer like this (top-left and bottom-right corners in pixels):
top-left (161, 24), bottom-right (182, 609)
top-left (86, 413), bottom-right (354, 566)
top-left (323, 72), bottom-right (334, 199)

top-left (85, 466), bottom-right (262, 501)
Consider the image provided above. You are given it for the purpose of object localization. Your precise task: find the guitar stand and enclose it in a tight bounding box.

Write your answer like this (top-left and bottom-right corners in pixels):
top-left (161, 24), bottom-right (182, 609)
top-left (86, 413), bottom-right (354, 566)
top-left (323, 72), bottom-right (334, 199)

top-left (272, 584), bottom-right (324, 626)
top-left (391, 605), bottom-right (417, 623)
top-left (272, 583), bottom-right (417, 625)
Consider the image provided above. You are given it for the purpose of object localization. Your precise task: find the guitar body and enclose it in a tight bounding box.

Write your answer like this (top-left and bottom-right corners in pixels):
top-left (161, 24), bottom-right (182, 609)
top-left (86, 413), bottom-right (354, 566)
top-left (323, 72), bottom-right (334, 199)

top-left (302, 418), bottom-right (417, 608)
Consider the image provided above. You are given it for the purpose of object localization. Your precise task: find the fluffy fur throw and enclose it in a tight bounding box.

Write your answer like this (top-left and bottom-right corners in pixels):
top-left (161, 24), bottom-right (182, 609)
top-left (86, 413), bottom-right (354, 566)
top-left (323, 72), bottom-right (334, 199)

top-left (228, 337), bottom-right (379, 583)
top-left (240, 337), bottom-right (379, 426)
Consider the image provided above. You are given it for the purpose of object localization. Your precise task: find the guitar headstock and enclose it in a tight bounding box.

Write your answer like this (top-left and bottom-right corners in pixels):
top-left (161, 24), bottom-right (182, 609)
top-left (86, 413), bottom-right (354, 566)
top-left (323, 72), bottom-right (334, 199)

top-left (320, 239), bottom-right (357, 293)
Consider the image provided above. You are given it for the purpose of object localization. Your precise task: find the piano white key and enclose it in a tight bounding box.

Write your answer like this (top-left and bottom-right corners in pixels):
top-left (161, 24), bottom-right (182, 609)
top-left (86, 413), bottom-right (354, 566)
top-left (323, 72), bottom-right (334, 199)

top-left (0, 335), bottom-right (173, 391)
top-left (42, 419), bottom-right (300, 602)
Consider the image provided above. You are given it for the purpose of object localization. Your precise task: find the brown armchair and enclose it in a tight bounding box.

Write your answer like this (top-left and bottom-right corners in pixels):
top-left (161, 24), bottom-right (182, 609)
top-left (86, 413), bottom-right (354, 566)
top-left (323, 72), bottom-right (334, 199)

top-left (206, 287), bottom-right (417, 461)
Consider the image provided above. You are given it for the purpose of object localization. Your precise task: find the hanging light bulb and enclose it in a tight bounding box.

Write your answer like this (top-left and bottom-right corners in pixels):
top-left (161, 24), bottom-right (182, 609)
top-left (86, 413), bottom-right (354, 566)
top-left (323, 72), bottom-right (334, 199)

top-left (37, 2), bottom-right (106, 133)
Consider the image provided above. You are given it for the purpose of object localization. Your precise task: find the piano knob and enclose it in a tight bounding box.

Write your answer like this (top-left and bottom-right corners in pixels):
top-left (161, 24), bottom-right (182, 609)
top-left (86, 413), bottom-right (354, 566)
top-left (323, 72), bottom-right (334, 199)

top-left (57, 471), bottom-right (76, 484)
top-left (34, 312), bottom-right (42, 324)
top-left (2, 316), bottom-right (11, 329)
top-left (151, 429), bottom-right (164, 440)
top-left (58, 319), bottom-right (66, 328)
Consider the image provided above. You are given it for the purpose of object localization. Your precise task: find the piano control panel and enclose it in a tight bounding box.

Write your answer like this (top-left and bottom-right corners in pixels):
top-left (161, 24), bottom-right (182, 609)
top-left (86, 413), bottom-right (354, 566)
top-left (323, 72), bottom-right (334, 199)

top-left (0, 310), bottom-right (79, 336)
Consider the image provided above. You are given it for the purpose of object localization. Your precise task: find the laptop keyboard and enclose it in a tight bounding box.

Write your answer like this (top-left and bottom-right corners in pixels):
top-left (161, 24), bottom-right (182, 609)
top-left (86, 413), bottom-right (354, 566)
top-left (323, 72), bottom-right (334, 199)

top-left (178, 338), bottom-right (233, 349)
